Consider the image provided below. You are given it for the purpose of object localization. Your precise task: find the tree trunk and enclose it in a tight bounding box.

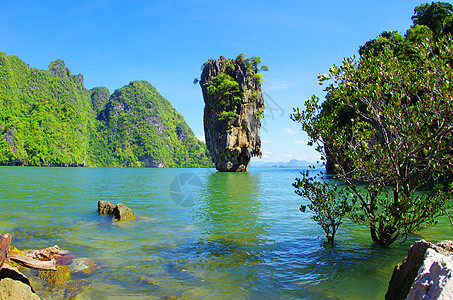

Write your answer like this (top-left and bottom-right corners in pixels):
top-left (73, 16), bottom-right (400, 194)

top-left (369, 221), bottom-right (378, 242)
top-left (0, 233), bottom-right (12, 270)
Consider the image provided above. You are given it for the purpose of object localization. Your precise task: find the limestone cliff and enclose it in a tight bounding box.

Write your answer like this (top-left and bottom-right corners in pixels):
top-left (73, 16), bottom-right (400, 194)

top-left (200, 55), bottom-right (266, 172)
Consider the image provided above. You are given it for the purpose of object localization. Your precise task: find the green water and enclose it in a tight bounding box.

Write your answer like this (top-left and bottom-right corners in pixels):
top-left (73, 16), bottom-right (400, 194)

top-left (0, 167), bottom-right (451, 299)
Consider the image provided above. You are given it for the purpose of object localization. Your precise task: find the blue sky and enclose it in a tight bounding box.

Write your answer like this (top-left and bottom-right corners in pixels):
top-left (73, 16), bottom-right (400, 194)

top-left (1, 0), bottom-right (434, 162)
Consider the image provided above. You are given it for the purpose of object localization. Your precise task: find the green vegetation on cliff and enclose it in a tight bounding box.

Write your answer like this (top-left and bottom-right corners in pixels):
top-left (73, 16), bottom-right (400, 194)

top-left (201, 54), bottom-right (268, 122)
top-left (0, 53), bottom-right (93, 166)
top-left (92, 81), bottom-right (212, 167)
top-left (0, 52), bottom-right (212, 167)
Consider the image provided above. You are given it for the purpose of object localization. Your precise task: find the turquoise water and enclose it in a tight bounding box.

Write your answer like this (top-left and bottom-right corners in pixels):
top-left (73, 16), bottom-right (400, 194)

top-left (0, 167), bottom-right (451, 299)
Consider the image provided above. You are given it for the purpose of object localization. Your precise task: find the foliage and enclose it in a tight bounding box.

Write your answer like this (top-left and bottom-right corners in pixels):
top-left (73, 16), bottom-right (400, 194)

top-left (257, 108), bottom-right (264, 118)
top-left (206, 73), bottom-right (242, 104)
top-left (292, 36), bottom-right (453, 247)
top-left (218, 110), bottom-right (239, 121)
top-left (359, 31), bottom-right (406, 58)
top-left (412, 1), bottom-right (453, 38)
top-left (0, 52), bottom-right (94, 166)
top-left (360, 2), bottom-right (453, 61)
top-left (203, 54), bottom-right (267, 123)
top-left (293, 169), bottom-right (349, 245)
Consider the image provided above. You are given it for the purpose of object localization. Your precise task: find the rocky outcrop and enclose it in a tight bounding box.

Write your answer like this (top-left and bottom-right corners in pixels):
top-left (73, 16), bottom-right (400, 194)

top-left (97, 80), bottom-right (212, 168)
top-left (3, 127), bottom-right (16, 153)
top-left (0, 52), bottom-right (212, 168)
top-left (47, 59), bottom-right (84, 85)
top-left (139, 155), bottom-right (166, 168)
top-left (200, 55), bottom-right (265, 172)
top-left (98, 201), bottom-right (136, 221)
top-left (386, 240), bottom-right (453, 300)
top-left (89, 87), bottom-right (110, 114)
top-left (98, 200), bottom-right (116, 215)
top-left (0, 263), bottom-right (40, 299)
top-left (408, 247), bottom-right (453, 299)
top-left (113, 203), bottom-right (136, 221)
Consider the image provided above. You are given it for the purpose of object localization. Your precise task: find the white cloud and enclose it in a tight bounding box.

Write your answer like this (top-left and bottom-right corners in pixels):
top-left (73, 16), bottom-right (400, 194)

top-left (196, 135), bottom-right (205, 142)
top-left (294, 139), bottom-right (308, 145)
top-left (283, 128), bottom-right (296, 134)
top-left (267, 79), bottom-right (292, 91)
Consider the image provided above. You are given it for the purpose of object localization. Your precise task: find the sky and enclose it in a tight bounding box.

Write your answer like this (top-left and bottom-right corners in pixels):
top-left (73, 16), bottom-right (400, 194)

top-left (0, 0), bottom-right (436, 163)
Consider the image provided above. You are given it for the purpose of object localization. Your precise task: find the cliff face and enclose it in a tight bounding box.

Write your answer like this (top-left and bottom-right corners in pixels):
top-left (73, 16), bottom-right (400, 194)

top-left (200, 55), bottom-right (265, 172)
top-left (89, 86), bottom-right (110, 114)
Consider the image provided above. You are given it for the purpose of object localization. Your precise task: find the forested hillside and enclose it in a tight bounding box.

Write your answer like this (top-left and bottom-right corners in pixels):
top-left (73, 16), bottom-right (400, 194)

top-left (0, 52), bottom-right (212, 167)
top-left (92, 81), bottom-right (212, 167)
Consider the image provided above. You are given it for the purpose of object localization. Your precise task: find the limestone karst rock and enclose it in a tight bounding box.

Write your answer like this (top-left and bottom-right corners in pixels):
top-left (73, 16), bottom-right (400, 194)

top-left (113, 203), bottom-right (136, 221)
top-left (200, 55), bottom-right (266, 172)
top-left (386, 239), bottom-right (453, 300)
top-left (97, 201), bottom-right (136, 221)
top-left (98, 200), bottom-right (115, 215)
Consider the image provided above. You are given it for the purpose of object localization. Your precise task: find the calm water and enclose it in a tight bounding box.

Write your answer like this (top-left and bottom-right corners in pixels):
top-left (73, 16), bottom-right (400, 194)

top-left (0, 167), bottom-right (451, 299)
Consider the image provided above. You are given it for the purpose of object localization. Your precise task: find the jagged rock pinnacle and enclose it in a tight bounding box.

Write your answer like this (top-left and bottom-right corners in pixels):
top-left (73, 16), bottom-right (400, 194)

top-left (200, 55), bottom-right (265, 172)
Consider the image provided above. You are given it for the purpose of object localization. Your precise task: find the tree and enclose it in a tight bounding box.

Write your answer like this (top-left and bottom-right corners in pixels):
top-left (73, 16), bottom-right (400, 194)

top-left (412, 2), bottom-right (453, 38)
top-left (292, 37), bottom-right (453, 247)
top-left (359, 31), bottom-right (406, 58)
top-left (293, 169), bottom-right (349, 246)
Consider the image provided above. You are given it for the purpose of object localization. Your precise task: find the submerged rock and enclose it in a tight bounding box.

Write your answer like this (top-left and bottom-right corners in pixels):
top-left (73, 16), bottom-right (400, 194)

top-left (199, 55), bottom-right (266, 172)
top-left (69, 258), bottom-right (98, 275)
top-left (38, 265), bottom-right (72, 286)
top-left (386, 240), bottom-right (453, 300)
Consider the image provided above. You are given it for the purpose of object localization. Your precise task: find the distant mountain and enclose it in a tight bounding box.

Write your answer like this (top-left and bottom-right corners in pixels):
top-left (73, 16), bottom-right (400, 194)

top-left (250, 159), bottom-right (320, 168)
top-left (0, 51), bottom-right (212, 167)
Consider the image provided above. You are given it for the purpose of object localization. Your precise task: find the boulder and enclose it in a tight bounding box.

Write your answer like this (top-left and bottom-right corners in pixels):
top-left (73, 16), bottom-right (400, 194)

top-left (98, 200), bottom-right (115, 215)
top-left (407, 247), bottom-right (453, 299)
top-left (38, 265), bottom-right (71, 286)
top-left (0, 263), bottom-right (40, 299)
top-left (113, 203), bottom-right (136, 221)
top-left (386, 240), bottom-right (453, 300)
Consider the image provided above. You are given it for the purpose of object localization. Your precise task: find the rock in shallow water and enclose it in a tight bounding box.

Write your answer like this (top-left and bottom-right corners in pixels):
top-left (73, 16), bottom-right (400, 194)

top-left (113, 203), bottom-right (136, 221)
top-left (98, 201), bottom-right (136, 221)
top-left (39, 265), bottom-right (72, 286)
top-left (0, 263), bottom-right (40, 299)
top-left (407, 247), bottom-right (453, 299)
top-left (98, 200), bottom-right (115, 215)
top-left (386, 240), bottom-right (453, 300)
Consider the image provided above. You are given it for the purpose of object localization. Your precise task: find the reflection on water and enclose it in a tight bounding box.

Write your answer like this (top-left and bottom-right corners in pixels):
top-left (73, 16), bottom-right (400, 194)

top-left (0, 167), bottom-right (451, 299)
top-left (193, 172), bottom-right (269, 298)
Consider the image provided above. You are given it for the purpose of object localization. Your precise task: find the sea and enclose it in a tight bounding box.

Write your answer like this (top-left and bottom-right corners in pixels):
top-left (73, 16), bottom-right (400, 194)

top-left (0, 166), bottom-right (451, 299)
